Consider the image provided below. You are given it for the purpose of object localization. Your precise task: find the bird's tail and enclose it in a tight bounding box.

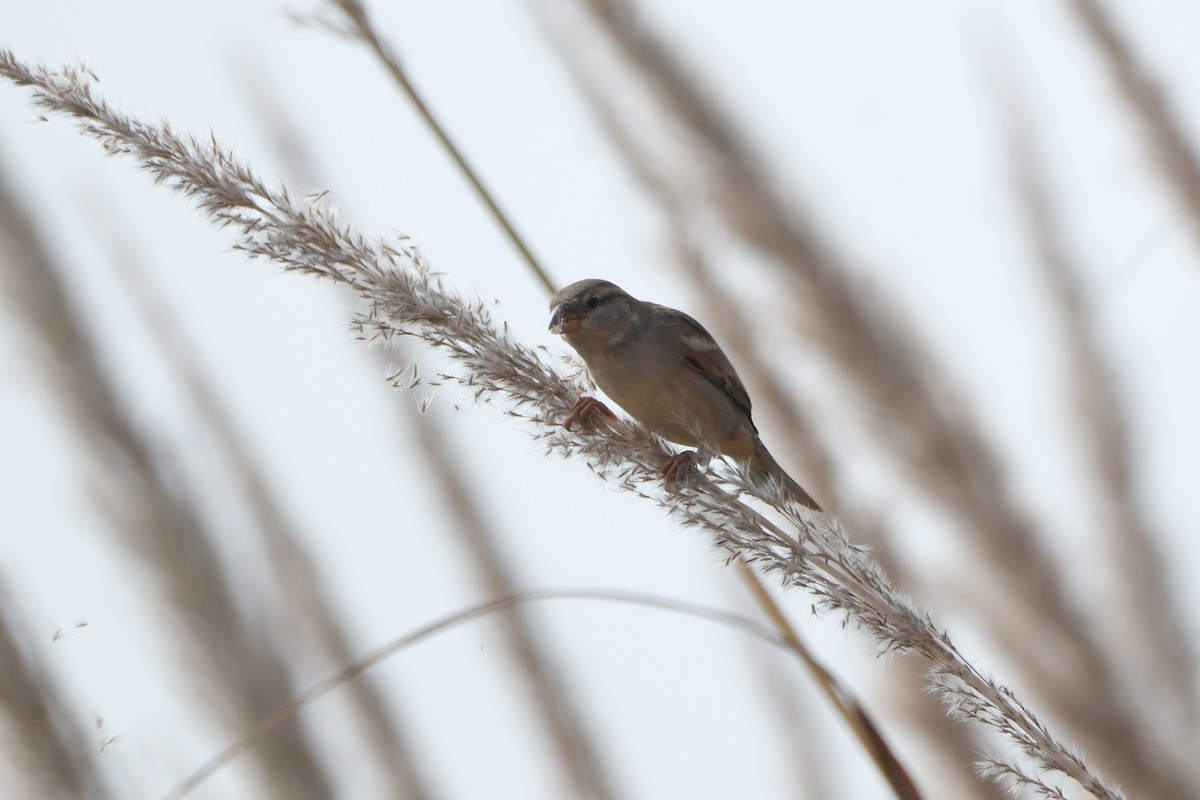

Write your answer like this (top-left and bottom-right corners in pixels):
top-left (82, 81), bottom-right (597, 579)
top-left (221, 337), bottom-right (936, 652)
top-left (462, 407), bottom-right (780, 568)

top-left (749, 440), bottom-right (822, 512)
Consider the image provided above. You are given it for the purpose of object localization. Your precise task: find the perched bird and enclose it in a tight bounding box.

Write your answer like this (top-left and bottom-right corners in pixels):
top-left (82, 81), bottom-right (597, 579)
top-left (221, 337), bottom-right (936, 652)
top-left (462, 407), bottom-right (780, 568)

top-left (549, 278), bottom-right (821, 511)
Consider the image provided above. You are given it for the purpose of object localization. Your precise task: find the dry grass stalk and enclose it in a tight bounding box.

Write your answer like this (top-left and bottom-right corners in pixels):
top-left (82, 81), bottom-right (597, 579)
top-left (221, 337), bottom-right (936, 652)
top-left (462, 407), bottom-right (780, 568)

top-left (737, 565), bottom-right (923, 800)
top-left (745, 640), bottom-right (839, 800)
top-left (545, 0), bottom-right (1104, 664)
top-left (534, 2), bottom-right (1200, 795)
top-left (232, 53), bottom-right (619, 798)
top-left (0, 115), bottom-right (336, 800)
top-left (1067, 0), bottom-right (1200, 260)
top-left (319, 6), bottom-right (919, 794)
top-left (92, 218), bottom-right (434, 800)
top-left (0, 48), bottom-right (1127, 799)
top-left (1004, 92), bottom-right (1199, 800)
top-left (527, 37), bottom-right (1011, 796)
top-left (0, 581), bottom-right (112, 800)
top-left (319, 0), bottom-right (557, 294)
top-left (0, 178), bottom-right (110, 800)
top-left (169, 586), bottom-right (859, 798)
top-left (382, 343), bottom-right (623, 800)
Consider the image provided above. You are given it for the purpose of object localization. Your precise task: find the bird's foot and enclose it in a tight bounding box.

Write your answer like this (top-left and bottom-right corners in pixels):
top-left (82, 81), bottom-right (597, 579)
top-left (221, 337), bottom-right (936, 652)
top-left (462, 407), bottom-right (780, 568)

top-left (564, 396), bottom-right (618, 430)
top-left (661, 451), bottom-right (701, 487)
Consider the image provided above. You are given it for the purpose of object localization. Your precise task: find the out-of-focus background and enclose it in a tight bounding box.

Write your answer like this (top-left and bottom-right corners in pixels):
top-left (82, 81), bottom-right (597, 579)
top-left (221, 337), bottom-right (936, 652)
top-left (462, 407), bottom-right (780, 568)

top-left (1, 2), bottom-right (1198, 798)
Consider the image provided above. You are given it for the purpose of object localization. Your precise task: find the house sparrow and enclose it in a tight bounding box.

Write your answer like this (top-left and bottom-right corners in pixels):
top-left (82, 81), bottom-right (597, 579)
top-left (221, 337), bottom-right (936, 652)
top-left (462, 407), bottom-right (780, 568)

top-left (549, 278), bottom-right (821, 511)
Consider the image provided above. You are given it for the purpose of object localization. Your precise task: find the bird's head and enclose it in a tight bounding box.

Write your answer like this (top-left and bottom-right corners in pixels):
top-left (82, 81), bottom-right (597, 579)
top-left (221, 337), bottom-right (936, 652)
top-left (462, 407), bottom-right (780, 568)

top-left (548, 279), bottom-right (637, 351)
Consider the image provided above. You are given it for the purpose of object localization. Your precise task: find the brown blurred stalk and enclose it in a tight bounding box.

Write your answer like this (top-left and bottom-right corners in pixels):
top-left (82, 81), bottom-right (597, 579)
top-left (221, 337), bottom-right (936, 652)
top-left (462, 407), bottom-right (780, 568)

top-left (233, 43), bottom-right (620, 800)
top-left (0, 580), bottom-right (112, 800)
top-left (0, 159), bottom-right (336, 800)
top-left (1068, 0), bottom-right (1200, 261)
top-left (1004, 87), bottom-right (1199, 799)
top-left (0, 45), bottom-right (1130, 800)
top-left (91, 209), bottom-right (434, 800)
top-left (534, 1), bottom-right (1200, 796)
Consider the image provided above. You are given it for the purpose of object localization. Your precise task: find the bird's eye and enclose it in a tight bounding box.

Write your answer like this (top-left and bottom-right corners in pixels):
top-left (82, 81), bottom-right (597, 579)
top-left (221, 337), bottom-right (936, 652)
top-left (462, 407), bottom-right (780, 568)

top-left (586, 296), bottom-right (599, 309)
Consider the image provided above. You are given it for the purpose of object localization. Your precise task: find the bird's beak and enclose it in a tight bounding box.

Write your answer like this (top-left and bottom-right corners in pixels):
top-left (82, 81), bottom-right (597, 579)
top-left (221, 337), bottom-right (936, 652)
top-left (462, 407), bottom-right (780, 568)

top-left (549, 304), bottom-right (581, 335)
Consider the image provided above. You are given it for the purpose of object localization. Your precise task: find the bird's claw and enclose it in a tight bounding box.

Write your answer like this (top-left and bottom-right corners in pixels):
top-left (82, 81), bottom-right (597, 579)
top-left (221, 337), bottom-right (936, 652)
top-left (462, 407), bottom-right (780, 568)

top-left (564, 396), bottom-right (618, 430)
top-left (661, 451), bottom-right (700, 487)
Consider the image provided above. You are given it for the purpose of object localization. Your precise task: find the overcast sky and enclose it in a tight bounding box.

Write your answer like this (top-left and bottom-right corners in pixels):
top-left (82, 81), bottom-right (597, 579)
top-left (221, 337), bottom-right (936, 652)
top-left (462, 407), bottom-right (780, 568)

top-left (2, 2), bottom-right (1199, 799)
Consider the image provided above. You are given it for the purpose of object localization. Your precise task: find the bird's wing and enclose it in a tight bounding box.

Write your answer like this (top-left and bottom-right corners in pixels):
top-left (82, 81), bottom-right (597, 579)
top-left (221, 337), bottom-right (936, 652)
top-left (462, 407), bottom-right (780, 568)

top-left (655, 304), bottom-right (755, 424)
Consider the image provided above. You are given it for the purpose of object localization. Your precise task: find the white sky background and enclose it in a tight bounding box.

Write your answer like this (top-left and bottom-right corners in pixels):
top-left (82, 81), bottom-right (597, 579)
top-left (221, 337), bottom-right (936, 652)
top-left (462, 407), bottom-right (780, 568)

top-left (1, 2), bottom-right (1199, 799)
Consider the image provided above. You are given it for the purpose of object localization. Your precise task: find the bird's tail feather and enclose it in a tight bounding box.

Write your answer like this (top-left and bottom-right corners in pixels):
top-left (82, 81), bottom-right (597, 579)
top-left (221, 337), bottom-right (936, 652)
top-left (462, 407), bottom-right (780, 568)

top-left (749, 441), bottom-right (822, 512)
